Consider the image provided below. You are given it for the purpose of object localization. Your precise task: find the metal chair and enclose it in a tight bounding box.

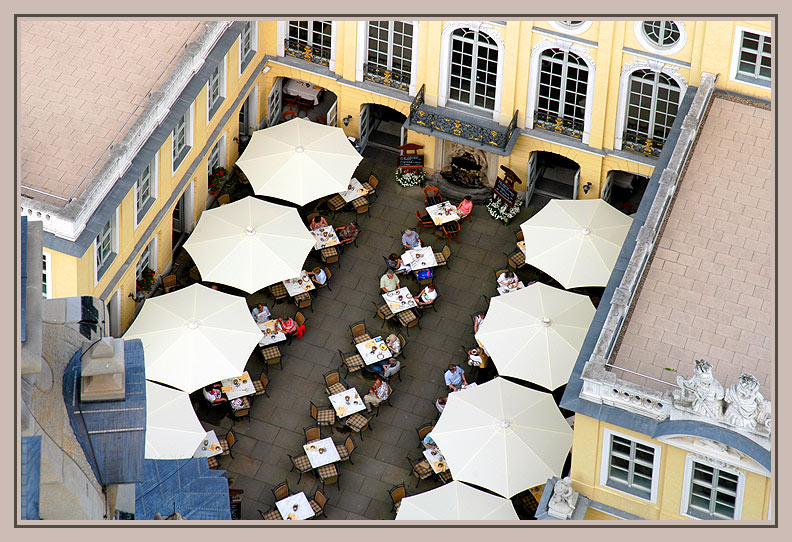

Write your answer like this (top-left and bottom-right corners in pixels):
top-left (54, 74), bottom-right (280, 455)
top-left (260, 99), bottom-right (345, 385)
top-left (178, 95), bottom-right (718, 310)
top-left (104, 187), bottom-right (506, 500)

top-left (288, 453), bottom-right (313, 484)
top-left (335, 436), bottom-right (356, 465)
top-left (323, 369), bottom-right (347, 396)
top-left (349, 320), bottom-right (370, 344)
top-left (416, 422), bottom-right (434, 449)
top-left (415, 210), bottom-right (435, 233)
top-left (441, 221), bottom-right (461, 244)
top-left (423, 186), bottom-right (443, 206)
top-left (406, 456), bottom-right (434, 487)
top-left (162, 274), bottom-right (179, 293)
top-left (310, 401), bottom-right (336, 430)
top-left (338, 349), bottom-right (365, 378)
top-left (272, 480), bottom-right (291, 502)
top-left (388, 483), bottom-right (407, 514)
top-left (304, 425), bottom-right (322, 444)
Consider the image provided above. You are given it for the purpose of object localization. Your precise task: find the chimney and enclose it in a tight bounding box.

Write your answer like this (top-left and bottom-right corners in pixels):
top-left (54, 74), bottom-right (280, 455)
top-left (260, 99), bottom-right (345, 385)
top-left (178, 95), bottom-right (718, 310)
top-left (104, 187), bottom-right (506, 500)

top-left (80, 338), bottom-right (126, 402)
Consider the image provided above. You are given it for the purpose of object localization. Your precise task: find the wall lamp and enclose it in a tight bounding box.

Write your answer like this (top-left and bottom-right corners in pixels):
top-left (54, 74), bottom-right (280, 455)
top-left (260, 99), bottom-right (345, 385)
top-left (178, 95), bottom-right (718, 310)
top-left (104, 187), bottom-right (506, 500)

top-left (342, 115), bottom-right (353, 126)
top-left (582, 182), bottom-right (592, 195)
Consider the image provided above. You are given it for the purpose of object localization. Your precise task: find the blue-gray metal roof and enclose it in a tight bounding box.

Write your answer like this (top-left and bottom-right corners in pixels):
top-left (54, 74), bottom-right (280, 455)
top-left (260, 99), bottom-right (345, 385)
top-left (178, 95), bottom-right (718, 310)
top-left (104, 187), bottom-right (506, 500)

top-left (62, 338), bottom-right (147, 485)
top-left (135, 458), bottom-right (231, 520)
top-left (21, 216), bottom-right (28, 343)
top-left (21, 435), bottom-right (41, 520)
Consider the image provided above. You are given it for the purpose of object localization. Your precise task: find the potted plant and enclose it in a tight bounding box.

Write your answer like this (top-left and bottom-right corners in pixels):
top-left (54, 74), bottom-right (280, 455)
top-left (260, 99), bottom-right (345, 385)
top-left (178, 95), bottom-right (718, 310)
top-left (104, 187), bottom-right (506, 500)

top-left (136, 267), bottom-right (156, 296)
top-left (395, 168), bottom-right (425, 187)
top-left (485, 195), bottom-right (524, 225)
top-left (208, 166), bottom-right (227, 196)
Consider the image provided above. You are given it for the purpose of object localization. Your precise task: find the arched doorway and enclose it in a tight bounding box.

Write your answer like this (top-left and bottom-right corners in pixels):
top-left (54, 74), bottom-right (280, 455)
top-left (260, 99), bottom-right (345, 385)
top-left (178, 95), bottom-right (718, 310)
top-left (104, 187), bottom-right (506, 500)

top-left (266, 77), bottom-right (338, 128)
top-left (358, 103), bottom-right (408, 154)
top-left (525, 151), bottom-right (581, 206)
top-left (601, 170), bottom-right (649, 216)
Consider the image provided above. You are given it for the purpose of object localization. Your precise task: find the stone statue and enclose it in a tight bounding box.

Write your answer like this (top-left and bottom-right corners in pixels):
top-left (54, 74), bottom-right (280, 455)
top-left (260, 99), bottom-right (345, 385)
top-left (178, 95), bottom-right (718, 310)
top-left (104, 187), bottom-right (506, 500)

top-left (674, 359), bottom-right (725, 419)
top-left (547, 476), bottom-right (578, 520)
top-left (724, 373), bottom-right (771, 431)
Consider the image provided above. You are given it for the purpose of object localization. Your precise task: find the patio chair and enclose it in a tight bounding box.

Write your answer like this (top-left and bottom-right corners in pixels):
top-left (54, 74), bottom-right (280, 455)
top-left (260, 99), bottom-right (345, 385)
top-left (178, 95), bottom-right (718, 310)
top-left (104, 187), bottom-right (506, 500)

top-left (217, 194), bottom-right (231, 206)
top-left (260, 345), bottom-right (283, 371)
top-left (505, 247), bottom-right (527, 269)
top-left (310, 400), bottom-right (336, 430)
top-left (372, 301), bottom-right (395, 328)
top-left (217, 430), bottom-right (236, 459)
top-left (335, 436), bottom-right (356, 465)
top-left (423, 186), bottom-right (443, 206)
top-left (345, 413), bottom-right (373, 440)
top-left (441, 221), bottom-right (461, 244)
top-left (514, 228), bottom-right (524, 242)
top-left (288, 453), bottom-right (313, 484)
top-left (415, 210), bottom-right (435, 234)
top-left (433, 244), bottom-right (452, 269)
top-left (207, 456), bottom-right (220, 469)
top-left (370, 382), bottom-right (394, 417)
top-left (323, 369), bottom-right (347, 396)
top-left (320, 246), bottom-right (340, 266)
top-left (268, 282), bottom-right (289, 304)
top-left (396, 309), bottom-right (420, 336)
top-left (388, 483), bottom-right (407, 514)
top-left (304, 425), bottom-right (322, 444)
top-left (231, 396), bottom-right (251, 424)
top-left (253, 370), bottom-right (270, 398)
top-left (258, 507), bottom-right (283, 520)
top-left (406, 456), bottom-right (434, 488)
top-left (383, 256), bottom-right (408, 276)
top-left (338, 349), bottom-right (365, 378)
top-left (436, 469), bottom-right (453, 485)
top-left (351, 196), bottom-right (370, 217)
top-left (396, 333), bottom-right (408, 360)
top-left (306, 212), bottom-right (321, 224)
top-left (363, 174), bottom-right (379, 201)
top-left (293, 291), bottom-right (313, 313)
top-left (308, 488), bottom-right (329, 518)
top-left (272, 480), bottom-right (291, 502)
top-left (317, 463), bottom-right (340, 492)
top-left (416, 422), bottom-right (434, 449)
top-left (314, 267), bottom-right (333, 292)
top-left (349, 320), bottom-right (371, 344)
top-left (162, 274), bottom-right (179, 293)
top-left (327, 195), bottom-right (347, 216)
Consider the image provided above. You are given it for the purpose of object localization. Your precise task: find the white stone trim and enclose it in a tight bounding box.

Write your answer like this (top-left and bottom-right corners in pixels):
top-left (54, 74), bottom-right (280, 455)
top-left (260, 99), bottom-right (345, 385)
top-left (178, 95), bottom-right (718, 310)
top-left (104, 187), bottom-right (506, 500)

top-left (42, 250), bottom-right (53, 300)
top-left (613, 58), bottom-right (688, 151)
top-left (600, 428), bottom-right (662, 504)
top-left (133, 154), bottom-right (159, 229)
top-left (729, 25), bottom-right (772, 88)
top-left (355, 21), bottom-right (367, 82)
top-left (330, 21), bottom-right (338, 72)
top-left (93, 207), bottom-right (120, 287)
top-left (548, 21), bottom-right (593, 36)
top-left (276, 21), bottom-right (286, 56)
top-left (409, 21), bottom-right (420, 96)
top-left (679, 453), bottom-right (745, 520)
top-left (238, 21), bottom-right (258, 77)
top-left (171, 103), bottom-right (195, 176)
top-left (206, 53), bottom-right (227, 125)
top-left (634, 21), bottom-right (687, 56)
top-left (656, 435), bottom-right (769, 477)
top-left (526, 38), bottom-right (596, 144)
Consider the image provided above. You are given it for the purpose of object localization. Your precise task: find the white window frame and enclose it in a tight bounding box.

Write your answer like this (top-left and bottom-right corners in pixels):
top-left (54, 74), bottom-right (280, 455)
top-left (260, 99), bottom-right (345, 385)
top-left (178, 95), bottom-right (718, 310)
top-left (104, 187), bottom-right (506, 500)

top-left (206, 55), bottom-right (227, 123)
top-left (135, 240), bottom-right (157, 283)
top-left (356, 21), bottom-right (420, 96)
top-left (634, 21), bottom-right (687, 56)
top-left (600, 428), bottom-right (662, 503)
top-left (364, 21), bottom-right (415, 90)
top-left (680, 454), bottom-right (745, 520)
top-left (239, 21), bottom-right (257, 75)
top-left (94, 208), bottom-right (119, 285)
top-left (133, 157), bottom-right (158, 228)
top-left (207, 135), bottom-right (227, 194)
top-left (286, 20), bottom-right (336, 71)
top-left (42, 251), bottom-right (52, 299)
top-left (548, 21), bottom-right (593, 36)
top-left (729, 25), bottom-right (772, 88)
top-left (172, 105), bottom-right (194, 174)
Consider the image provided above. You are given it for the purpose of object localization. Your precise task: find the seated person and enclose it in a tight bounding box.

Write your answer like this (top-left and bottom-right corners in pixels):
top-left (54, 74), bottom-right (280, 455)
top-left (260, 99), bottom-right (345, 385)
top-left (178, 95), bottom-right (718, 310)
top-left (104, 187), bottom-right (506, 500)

top-left (385, 333), bottom-right (401, 356)
top-left (310, 215), bottom-right (329, 231)
top-left (467, 347), bottom-right (484, 367)
top-left (423, 433), bottom-right (438, 450)
top-left (277, 316), bottom-right (298, 336)
top-left (435, 396), bottom-right (447, 414)
top-left (380, 269), bottom-right (401, 293)
top-left (203, 384), bottom-right (228, 404)
top-left (363, 376), bottom-right (390, 412)
top-left (444, 364), bottom-right (468, 392)
top-left (387, 253), bottom-right (411, 273)
top-left (370, 357), bottom-right (401, 379)
top-left (457, 195), bottom-right (474, 218)
top-left (497, 270), bottom-right (521, 291)
top-left (335, 221), bottom-right (360, 244)
top-left (401, 228), bottom-right (422, 250)
top-left (307, 266), bottom-right (328, 287)
top-left (251, 303), bottom-right (271, 323)
top-left (416, 283), bottom-right (437, 307)
top-left (473, 312), bottom-right (486, 334)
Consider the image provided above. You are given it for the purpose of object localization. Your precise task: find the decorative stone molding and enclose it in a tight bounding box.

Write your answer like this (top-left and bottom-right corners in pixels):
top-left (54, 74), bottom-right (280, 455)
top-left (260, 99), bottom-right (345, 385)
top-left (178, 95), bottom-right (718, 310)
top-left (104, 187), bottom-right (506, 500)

top-left (547, 477), bottom-right (579, 520)
top-left (531, 38), bottom-right (596, 70)
top-left (441, 21), bottom-right (505, 50)
top-left (673, 359), bottom-right (725, 418)
top-left (724, 374), bottom-right (772, 432)
top-left (622, 57), bottom-right (688, 89)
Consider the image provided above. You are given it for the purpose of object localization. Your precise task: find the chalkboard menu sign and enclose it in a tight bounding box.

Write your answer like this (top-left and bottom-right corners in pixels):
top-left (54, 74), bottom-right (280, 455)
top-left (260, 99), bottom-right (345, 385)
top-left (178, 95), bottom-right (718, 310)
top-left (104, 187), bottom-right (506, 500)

top-left (397, 154), bottom-right (424, 168)
top-left (493, 178), bottom-right (518, 207)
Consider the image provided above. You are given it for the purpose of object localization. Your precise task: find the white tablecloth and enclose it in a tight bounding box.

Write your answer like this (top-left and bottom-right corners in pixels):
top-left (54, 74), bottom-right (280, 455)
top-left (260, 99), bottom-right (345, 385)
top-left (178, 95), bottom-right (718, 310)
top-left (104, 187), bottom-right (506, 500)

top-left (283, 79), bottom-right (322, 105)
top-left (303, 437), bottom-right (341, 468)
top-left (283, 271), bottom-right (315, 296)
top-left (339, 177), bottom-right (368, 203)
top-left (382, 287), bottom-right (417, 314)
top-left (426, 201), bottom-right (460, 225)
top-left (276, 491), bottom-right (314, 520)
top-left (193, 430), bottom-right (223, 458)
top-left (402, 246), bottom-right (437, 270)
top-left (311, 226), bottom-right (340, 249)
top-left (355, 336), bottom-right (392, 366)
top-left (497, 281), bottom-right (525, 295)
top-left (258, 320), bottom-right (286, 346)
top-left (329, 388), bottom-right (365, 418)
top-left (221, 372), bottom-right (255, 400)
top-left (423, 447), bottom-right (448, 473)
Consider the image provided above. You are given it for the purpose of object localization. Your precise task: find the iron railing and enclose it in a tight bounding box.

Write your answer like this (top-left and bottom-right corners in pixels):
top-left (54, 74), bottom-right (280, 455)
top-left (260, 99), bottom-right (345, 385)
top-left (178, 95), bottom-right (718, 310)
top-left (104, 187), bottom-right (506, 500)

top-left (533, 111), bottom-right (584, 140)
top-left (284, 39), bottom-right (331, 67)
top-left (362, 63), bottom-right (410, 91)
top-left (621, 132), bottom-right (664, 158)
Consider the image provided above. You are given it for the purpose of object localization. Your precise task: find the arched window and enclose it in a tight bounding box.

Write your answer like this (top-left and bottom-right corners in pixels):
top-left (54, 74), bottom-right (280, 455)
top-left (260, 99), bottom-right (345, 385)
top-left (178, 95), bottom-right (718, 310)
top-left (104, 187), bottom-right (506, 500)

top-left (448, 28), bottom-right (499, 111)
top-left (623, 69), bottom-right (681, 156)
top-left (534, 48), bottom-right (589, 139)
top-left (641, 21), bottom-right (682, 50)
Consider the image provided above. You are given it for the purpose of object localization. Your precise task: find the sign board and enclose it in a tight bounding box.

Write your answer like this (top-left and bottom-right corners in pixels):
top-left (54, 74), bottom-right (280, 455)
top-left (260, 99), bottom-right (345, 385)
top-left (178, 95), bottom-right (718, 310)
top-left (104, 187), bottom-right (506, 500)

top-left (493, 178), bottom-right (518, 207)
top-left (397, 154), bottom-right (424, 168)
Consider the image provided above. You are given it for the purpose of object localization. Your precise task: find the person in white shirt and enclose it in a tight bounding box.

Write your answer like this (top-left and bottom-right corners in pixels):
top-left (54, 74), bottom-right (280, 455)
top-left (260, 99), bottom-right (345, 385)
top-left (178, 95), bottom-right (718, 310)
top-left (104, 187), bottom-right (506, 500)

top-left (497, 270), bottom-right (520, 291)
top-left (444, 364), bottom-right (467, 392)
top-left (308, 267), bottom-right (328, 287)
top-left (416, 283), bottom-right (438, 307)
top-left (467, 348), bottom-right (483, 367)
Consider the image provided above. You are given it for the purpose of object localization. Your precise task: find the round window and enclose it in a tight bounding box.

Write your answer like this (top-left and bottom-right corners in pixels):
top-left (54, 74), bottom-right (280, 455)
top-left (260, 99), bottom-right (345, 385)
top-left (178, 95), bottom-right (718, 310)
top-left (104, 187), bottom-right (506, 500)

top-left (642, 21), bottom-right (681, 49)
top-left (560, 21), bottom-right (585, 28)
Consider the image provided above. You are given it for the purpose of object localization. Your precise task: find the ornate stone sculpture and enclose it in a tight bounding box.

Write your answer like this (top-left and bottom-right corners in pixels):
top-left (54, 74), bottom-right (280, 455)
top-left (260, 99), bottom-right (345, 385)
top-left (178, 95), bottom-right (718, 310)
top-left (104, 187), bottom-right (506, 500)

top-left (547, 476), bottom-right (578, 520)
top-left (674, 359), bottom-right (725, 419)
top-left (724, 374), bottom-right (771, 431)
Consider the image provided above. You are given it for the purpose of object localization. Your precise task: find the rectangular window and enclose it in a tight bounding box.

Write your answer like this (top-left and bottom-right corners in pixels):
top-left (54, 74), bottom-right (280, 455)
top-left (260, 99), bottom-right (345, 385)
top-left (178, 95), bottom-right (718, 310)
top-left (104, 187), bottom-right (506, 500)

top-left (601, 430), bottom-right (660, 501)
top-left (95, 217), bottom-right (115, 281)
top-left (286, 21), bottom-right (332, 65)
top-left (737, 30), bottom-right (772, 83)
top-left (364, 21), bottom-right (413, 91)
top-left (207, 58), bottom-right (226, 121)
top-left (172, 107), bottom-right (192, 171)
top-left (685, 461), bottom-right (741, 520)
top-left (135, 161), bottom-right (155, 225)
top-left (208, 142), bottom-right (221, 176)
top-left (240, 21), bottom-right (256, 73)
top-left (136, 243), bottom-right (152, 283)
top-left (42, 252), bottom-right (52, 299)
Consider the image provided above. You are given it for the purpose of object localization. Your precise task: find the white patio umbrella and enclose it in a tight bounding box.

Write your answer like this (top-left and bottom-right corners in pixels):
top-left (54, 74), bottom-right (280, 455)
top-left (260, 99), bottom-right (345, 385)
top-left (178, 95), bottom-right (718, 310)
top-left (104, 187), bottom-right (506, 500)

top-left (145, 381), bottom-right (207, 459)
top-left (431, 378), bottom-right (573, 498)
top-left (396, 481), bottom-right (519, 521)
top-left (183, 197), bottom-right (316, 294)
top-left (519, 199), bottom-right (633, 289)
top-left (475, 283), bottom-right (595, 390)
top-left (236, 117), bottom-right (363, 206)
top-left (123, 284), bottom-right (262, 392)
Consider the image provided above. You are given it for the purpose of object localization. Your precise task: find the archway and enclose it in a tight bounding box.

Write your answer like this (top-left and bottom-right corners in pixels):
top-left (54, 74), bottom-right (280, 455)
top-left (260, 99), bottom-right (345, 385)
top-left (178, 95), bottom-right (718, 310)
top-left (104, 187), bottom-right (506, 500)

top-left (601, 170), bottom-right (650, 216)
top-left (358, 103), bottom-right (408, 155)
top-left (525, 151), bottom-right (582, 206)
top-left (266, 76), bottom-right (338, 128)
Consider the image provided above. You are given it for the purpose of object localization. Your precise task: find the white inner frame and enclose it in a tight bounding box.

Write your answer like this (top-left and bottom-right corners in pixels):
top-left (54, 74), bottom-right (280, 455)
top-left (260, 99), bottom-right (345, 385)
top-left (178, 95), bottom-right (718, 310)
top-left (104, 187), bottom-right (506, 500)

top-left (599, 428), bottom-right (662, 503)
top-left (729, 25), bottom-right (772, 87)
top-left (135, 238), bottom-right (158, 284)
top-left (679, 454), bottom-right (745, 520)
top-left (133, 156), bottom-right (159, 229)
top-left (356, 21), bottom-right (420, 96)
top-left (207, 135), bottom-right (227, 180)
top-left (239, 21), bottom-right (257, 76)
top-left (171, 104), bottom-right (194, 175)
top-left (285, 20), bottom-right (337, 71)
top-left (207, 54), bottom-right (227, 123)
top-left (93, 207), bottom-right (119, 285)
top-left (634, 20), bottom-right (687, 56)
top-left (42, 251), bottom-right (52, 299)
top-left (548, 21), bottom-right (593, 36)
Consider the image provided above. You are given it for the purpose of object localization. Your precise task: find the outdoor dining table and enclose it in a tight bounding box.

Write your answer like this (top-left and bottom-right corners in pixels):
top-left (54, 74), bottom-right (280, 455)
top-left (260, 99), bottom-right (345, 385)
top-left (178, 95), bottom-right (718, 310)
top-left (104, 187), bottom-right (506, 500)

top-left (193, 430), bottom-right (223, 458)
top-left (283, 79), bottom-right (322, 105)
top-left (426, 201), bottom-right (460, 225)
top-left (221, 371), bottom-right (255, 400)
top-left (423, 447), bottom-right (448, 474)
top-left (329, 388), bottom-right (365, 418)
top-left (382, 287), bottom-right (417, 314)
top-left (311, 225), bottom-right (340, 250)
top-left (497, 281), bottom-right (525, 296)
top-left (452, 382), bottom-right (478, 393)
top-left (258, 320), bottom-right (286, 346)
top-left (355, 336), bottom-right (392, 366)
top-left (517, 240), bottom-right (527, 257)
top-left (283, 271), bottom-right (316, 296)
top-left (402, 246), bottom-right (437, 270)
top-left (276, 491), bottom-right (314, 520)
top-left (303, 437), bottom-right (341, 468)
top-left (338, 177), bottom-right (368, 203)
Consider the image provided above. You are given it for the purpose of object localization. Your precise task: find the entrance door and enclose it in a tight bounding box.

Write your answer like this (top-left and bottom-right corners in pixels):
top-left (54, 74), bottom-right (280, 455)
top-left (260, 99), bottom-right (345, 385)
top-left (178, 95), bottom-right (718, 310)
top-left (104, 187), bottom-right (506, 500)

top-left (525, 151), bottom-right (540, 206)
top-left (601, 171), bottom-right (615, 202)
top-left (572, 168), bottom-right (581, 200)
top-left (358, 104), bottom-right (372, 151)
top-left (173, 191), bottom-right (186, 248)
top-left (239, 98), bottom-right (249, 136)
top-left (327, 98), bottom-right (337, 127)
top-left (267, 78), bottom-right (283, 127)
top-left (106, 289), bottom-right (120, 337)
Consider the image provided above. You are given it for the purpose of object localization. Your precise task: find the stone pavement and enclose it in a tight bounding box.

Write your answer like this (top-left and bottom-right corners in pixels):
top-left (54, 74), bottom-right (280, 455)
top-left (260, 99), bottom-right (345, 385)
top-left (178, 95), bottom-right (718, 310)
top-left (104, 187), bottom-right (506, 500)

top-left (197, 149), bottom-right (542, 520)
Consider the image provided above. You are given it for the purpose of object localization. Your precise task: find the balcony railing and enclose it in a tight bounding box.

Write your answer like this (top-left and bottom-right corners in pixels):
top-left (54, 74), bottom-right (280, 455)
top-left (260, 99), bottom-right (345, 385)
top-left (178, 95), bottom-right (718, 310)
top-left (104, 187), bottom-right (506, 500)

top-left (362, 63), bottom-right (410, 92)
top-left (407, 85), bottom-right (520, 155)
top-left (284, 39), bottom-right (330, 67)
top-left (533, 111), bottom-right (584, 140)
top-left (621, 132), bottom-right (664, 158)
